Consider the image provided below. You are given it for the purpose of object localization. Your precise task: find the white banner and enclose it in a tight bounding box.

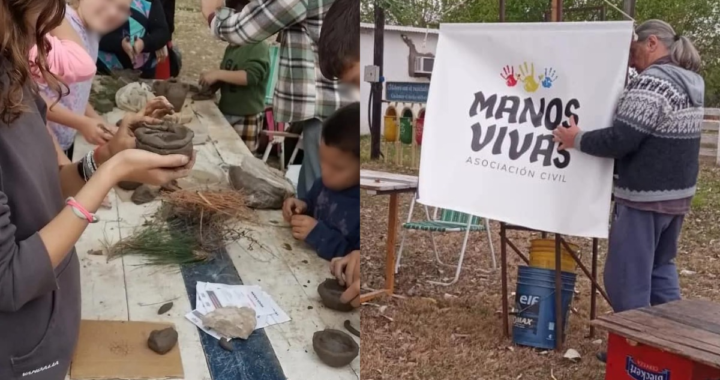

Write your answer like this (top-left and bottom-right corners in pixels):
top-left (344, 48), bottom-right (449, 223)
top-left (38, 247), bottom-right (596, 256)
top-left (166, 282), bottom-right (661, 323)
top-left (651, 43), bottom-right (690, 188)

top-left (418, 22), bottom-right (633, 238)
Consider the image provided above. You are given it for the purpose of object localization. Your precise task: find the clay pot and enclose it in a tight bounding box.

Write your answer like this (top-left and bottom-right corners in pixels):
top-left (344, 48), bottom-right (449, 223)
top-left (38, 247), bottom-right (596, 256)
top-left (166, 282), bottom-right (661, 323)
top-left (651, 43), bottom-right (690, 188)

top-left (135, 124), bottom-right (195, 159)
top-left (153, 79), bottom-right (188, 112)
top-left (118, 181), bottom-right (142, 191)
top-left (317, 279), bottom-right (354, 312)
top-left (312, 329), bottom-right (359, 367)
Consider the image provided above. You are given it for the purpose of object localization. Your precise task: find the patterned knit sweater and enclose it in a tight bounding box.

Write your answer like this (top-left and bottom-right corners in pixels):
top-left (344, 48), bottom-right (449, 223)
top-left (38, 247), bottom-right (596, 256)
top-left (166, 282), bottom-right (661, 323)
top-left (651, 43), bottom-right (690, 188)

top-left (575, 61), bottom-right (705, 202)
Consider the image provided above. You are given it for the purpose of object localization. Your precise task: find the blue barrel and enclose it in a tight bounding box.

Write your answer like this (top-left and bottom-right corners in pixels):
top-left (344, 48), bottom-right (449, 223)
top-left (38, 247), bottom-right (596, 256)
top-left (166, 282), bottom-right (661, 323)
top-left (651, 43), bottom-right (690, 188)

top-left (512, 266), bottom-right (576, 350)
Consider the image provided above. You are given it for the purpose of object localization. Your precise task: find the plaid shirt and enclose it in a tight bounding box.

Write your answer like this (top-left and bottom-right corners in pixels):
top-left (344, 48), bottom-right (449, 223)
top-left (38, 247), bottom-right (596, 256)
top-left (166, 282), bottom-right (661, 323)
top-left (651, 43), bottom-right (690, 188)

top-left (211, 0), bottom-right (351, 123)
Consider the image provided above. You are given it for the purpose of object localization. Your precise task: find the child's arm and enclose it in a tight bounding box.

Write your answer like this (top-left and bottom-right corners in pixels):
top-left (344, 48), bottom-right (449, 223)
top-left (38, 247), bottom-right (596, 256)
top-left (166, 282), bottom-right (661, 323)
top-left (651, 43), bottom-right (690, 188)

top-left (43, 98), bottom-right (113, 145)
top-left (30, 19), bottom-right (96, 84)
top-left (206, 0), bottom-right (307, 46)
top-left (303, 220), bottom-right (355, 261)
top-left (48, 124), bottom-right (71, 166)
top-left (213, 57), bottom-right (268, 86)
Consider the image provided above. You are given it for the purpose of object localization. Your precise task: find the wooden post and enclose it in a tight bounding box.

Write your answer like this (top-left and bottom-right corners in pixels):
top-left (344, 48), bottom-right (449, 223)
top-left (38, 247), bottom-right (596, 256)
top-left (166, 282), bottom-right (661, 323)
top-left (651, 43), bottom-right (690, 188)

top-left (550, 0), bottom-right (563, 22)
top-left (623, 0), bottom-right (636, 18)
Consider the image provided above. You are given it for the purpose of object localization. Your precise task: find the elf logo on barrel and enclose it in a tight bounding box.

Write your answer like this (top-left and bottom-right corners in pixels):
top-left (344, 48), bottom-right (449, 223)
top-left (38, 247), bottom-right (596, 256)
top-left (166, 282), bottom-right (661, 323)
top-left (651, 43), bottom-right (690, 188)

top-left (625, 357), bottom-right (670, 380)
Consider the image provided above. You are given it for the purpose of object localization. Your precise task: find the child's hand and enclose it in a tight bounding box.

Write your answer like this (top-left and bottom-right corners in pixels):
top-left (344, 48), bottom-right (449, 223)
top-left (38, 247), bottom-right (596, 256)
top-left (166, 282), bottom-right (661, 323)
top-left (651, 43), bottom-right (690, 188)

top-left (282, 198), bottom-right (307, 222)
top-left (330, 250), bottom-right (360, 287)
top-left (290, 215), bottom-right (317, 241)
top-left (79, 116), bottom-right (114, 145)
top-left (122, 37), bottom-right (135, 62)
top-left (199, 70), bottom-right (221, 86)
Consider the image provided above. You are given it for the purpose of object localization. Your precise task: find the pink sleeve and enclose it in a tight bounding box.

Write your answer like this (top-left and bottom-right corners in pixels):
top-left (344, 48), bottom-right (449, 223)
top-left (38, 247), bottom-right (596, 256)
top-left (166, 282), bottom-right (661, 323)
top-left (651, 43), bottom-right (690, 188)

top-left (30, 36), bottom-right (96, 84)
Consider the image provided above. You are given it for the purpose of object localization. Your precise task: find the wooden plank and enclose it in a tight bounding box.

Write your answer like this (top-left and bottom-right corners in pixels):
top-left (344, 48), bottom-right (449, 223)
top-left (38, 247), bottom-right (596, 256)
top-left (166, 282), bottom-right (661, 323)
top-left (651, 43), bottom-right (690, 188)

top-left (701, 132), bottom-right (719, 146)
top-left (360, 178), bottom-right (417, 192)
top-left (225, 214), bottom-right (360, 380)
top-left (362, 169), bottom-right (419, 183)
top-left (594, 318), bottom-right (720, 368)
top-left (702, 120), bottom-right (719, 132)
top-left (72, 130), bottom-right (130, 322)
top-left (618, 311), bottom-right (720, 352)
top-left (705, 108), bottom-right (720, 117)
top-left (193, 100), bottom-right (253, 167)
top-left (116, 201), bottom-right (212, 380)
top-left (700, 147), bottom-right (718, 157)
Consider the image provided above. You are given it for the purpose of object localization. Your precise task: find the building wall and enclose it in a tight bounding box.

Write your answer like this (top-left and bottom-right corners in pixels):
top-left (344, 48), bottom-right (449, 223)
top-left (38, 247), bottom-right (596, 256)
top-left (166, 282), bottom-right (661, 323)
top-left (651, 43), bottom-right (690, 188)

top-left (360, 27), bottom-right (438, 135)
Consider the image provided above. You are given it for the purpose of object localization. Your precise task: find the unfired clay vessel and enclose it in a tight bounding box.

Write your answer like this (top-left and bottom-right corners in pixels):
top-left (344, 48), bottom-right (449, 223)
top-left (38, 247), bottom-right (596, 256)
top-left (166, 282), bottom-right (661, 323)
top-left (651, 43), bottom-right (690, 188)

top-left (134, 124), bottom-right (194, 159)
top-left (317, 279), bottom-right (354, 312)
top-left (312, 329), bottom-right (359, 367)
top-left (153, 79), bottom-right (189, 112)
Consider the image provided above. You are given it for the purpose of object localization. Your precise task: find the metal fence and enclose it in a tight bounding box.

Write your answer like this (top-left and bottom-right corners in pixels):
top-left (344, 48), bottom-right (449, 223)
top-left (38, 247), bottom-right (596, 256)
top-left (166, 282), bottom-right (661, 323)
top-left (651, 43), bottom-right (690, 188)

top-left (702, 108), bottom-right (720, 165)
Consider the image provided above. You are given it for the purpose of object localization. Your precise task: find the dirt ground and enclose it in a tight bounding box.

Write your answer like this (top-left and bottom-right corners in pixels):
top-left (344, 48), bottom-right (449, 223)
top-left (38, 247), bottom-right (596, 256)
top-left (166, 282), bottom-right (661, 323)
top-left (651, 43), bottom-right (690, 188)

top-left (360, 137), bottom-right (720, 380)
top-left (173, 0), bottom-right (227, 81)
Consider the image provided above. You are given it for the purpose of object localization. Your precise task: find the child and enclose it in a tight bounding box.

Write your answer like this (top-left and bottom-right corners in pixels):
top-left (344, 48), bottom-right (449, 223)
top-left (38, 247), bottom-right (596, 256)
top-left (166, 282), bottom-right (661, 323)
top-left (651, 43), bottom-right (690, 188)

top-left (43, 0), bottom-right (132, 158)
top-left (282, 102), bottom-right (360, 260)
top-left (318, 0), bottom-right (360, 87)
top-left (198, 0), bottom-right (269, 153)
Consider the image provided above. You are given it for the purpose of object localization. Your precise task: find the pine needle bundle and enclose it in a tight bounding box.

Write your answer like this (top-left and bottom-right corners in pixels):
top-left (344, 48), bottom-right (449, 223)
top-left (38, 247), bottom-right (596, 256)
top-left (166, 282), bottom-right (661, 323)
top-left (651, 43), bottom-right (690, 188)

top-left (106, 219), bottom-right (209, 265)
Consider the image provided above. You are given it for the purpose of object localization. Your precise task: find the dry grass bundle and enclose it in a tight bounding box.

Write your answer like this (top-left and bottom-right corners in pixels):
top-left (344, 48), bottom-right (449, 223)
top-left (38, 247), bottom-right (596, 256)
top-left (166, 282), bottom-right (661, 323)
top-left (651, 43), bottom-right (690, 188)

top-left (161, 189), bottom-right (253, 221)
top-left (106, 189), bottom-right (257, 267)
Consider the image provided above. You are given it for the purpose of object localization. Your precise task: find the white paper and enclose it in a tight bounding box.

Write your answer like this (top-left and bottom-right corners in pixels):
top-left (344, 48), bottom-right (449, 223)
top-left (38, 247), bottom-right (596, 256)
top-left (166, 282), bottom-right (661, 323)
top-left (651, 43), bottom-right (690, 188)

top-left (187, 282), bottom-right (291, 339)
top-left (418, 22), bottom-right (633, 238)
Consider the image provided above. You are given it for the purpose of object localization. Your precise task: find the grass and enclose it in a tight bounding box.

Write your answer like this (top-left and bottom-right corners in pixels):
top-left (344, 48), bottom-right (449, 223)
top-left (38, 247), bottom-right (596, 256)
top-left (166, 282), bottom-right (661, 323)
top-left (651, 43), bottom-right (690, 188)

top-left (360, 136), bottom-right (720, 380)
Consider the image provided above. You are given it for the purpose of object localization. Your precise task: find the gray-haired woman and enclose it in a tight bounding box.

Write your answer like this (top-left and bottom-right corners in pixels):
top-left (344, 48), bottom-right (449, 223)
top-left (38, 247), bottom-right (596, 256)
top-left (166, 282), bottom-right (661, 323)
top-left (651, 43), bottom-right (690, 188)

top-left (554, 19), bottom-right (704, 316)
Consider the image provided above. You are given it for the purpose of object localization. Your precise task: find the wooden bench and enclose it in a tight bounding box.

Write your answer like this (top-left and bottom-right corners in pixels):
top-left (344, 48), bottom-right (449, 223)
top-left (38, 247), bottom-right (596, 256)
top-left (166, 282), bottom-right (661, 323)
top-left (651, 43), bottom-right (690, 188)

top-left (593, 299), bottom-right (720, 380)
top-left (702, 108), bottom-right (720, 165)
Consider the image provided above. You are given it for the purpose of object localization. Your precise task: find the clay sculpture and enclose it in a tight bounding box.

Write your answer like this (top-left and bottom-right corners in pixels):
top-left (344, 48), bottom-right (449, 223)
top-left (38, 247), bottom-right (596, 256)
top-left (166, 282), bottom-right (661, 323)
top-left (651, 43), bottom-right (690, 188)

top-left (134, 123), bottom-right (194, 159)
top-left (312, 329), bottom-right (359, 367)
top-left (317, 279), bottom-right (354, 312)
top-left (153, 79), bottom-right (189, 112)
top-left (191, 83), bottom-right (220, 101)
top-left (147, 327), bottom-right (178, 355)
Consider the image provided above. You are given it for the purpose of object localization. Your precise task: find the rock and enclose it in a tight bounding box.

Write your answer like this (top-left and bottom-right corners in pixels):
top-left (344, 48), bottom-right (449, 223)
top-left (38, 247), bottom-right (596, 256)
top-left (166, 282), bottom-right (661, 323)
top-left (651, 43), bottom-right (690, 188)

top-left (317, 279), bottom-right (354, 312)
top-left (147, 327), bottom-right (178, 355)
top-left (563, 348), bottom-right (582, 362)
top-left (219, 338), bottom-right (234, 352)
top-left (312, 329), bottom-right (359, 367)
top-left (131, 185), bottom-right (160, 205)
top-left (200, 307), bottom-right (257, 340)
top-left (228, 158), bottom-right (294, 209)
top-left (680, 269), bottom-right (696, 276)
top-left (157, 302), bottom-right (174, 315)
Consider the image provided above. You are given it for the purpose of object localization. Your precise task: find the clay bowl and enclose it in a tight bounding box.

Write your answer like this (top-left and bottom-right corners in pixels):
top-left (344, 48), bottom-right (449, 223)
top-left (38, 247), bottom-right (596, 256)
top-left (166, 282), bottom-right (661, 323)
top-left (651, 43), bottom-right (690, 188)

top-left (118, 181), bottom-right (142, 191)
top-left (312, 329), bottom-right (359, 368)
top-left (317, 279), bottom-right (354, 312)
top-left (111, 69), bottom-right (142, 85)
top-left (135, 124), bottom-right (194, 159)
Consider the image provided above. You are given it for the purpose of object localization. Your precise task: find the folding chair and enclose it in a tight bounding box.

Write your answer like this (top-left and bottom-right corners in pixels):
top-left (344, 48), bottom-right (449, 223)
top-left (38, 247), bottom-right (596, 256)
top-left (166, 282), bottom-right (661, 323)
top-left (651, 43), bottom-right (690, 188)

top-left (394, 194), bottom-right (496, 286)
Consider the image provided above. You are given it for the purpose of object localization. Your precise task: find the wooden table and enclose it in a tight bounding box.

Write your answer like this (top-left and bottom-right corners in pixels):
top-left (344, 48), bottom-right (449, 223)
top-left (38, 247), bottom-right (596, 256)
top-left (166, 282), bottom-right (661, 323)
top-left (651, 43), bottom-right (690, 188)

top-left (593, 299), bottom-right (720, 380)
top-left (360, 170), bottom-right (419, 303)
top-left (68, 100), bottom-right (360, 380)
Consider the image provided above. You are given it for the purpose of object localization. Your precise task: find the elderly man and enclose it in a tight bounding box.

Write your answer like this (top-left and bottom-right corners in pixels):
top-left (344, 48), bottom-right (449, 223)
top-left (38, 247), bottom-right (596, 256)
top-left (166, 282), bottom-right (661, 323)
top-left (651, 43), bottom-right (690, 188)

top-left (200, 0), bottom-right (352, 198)
top-left (554, 19), bottom-right (704, 315)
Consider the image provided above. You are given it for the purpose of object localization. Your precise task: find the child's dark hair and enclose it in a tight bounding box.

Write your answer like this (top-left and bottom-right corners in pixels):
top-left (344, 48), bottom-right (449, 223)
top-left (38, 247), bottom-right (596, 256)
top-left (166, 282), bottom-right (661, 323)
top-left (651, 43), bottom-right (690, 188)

top-left (319, 0), bottom-right (359, 79)
top-left (322, 102), bottom-right (360, 158)
top-left (226, 0), bottom-right (249, 12)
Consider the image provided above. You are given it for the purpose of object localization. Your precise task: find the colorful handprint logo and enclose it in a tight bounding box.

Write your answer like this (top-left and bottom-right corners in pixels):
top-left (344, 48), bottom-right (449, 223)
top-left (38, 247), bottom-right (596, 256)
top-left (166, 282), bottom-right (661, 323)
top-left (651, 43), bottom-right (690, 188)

top-left (501, 65), bottom-right (517, 87)
top-left (540, 68), bottom-right (558, 88)
top-left (501, 62), bottom-right (559, 93)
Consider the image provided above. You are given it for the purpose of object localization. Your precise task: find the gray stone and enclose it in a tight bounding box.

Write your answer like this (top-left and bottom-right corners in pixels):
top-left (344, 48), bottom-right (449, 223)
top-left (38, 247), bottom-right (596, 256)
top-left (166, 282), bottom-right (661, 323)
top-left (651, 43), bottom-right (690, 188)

top-left (200, 307), bottom-right (257, 340)
top-left (228, 158), bottom-right (294, 209)
top-left (131, 185), bottom-right (160, 205)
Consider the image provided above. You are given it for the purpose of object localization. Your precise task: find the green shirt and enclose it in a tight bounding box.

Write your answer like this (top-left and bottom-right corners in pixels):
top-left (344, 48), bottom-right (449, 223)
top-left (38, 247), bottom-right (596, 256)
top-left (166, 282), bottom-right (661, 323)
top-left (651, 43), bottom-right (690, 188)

top-left (218, 42), bottom-right (270, 117)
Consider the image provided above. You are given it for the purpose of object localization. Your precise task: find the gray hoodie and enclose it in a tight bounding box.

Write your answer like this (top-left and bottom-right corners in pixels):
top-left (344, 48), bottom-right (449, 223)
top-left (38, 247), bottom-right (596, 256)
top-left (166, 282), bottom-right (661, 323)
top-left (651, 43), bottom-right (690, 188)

top-left (0, 72), bottom-right (80, 379)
